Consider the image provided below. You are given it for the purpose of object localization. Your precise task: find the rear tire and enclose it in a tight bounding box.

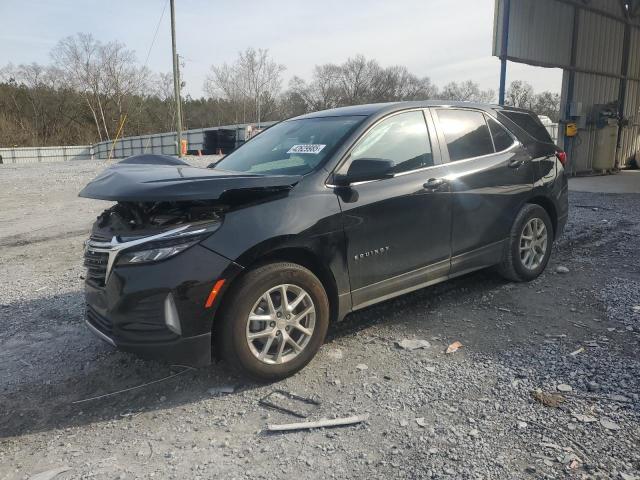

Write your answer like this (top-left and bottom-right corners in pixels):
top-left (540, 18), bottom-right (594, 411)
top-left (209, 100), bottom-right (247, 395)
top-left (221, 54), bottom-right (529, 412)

top-left (497, 204), bottom-right (553, 282)
top-left (216, 262), bottom-right (329, 382)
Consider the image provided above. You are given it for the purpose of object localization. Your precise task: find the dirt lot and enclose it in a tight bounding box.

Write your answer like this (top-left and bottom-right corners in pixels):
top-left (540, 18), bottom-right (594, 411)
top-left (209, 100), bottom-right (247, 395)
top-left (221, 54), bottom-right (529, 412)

top-left (1, 161), bottom-right (639, 480)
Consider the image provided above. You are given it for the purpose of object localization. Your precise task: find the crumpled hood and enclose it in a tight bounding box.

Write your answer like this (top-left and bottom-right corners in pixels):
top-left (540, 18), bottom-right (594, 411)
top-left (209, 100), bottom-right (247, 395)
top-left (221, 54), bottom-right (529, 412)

top-left (79, 163), bottom-right (302, 202)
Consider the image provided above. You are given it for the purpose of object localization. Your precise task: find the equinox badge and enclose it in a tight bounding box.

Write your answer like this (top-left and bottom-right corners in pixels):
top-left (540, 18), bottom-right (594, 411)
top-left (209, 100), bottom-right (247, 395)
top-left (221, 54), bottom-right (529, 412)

top-left (354, 246), bottom-right (390, 261)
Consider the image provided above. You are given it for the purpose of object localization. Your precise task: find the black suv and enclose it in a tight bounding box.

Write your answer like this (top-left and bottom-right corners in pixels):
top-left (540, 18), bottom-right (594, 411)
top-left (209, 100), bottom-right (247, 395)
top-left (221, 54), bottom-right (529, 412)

top-left (81, 101), bottom-right (568, 380)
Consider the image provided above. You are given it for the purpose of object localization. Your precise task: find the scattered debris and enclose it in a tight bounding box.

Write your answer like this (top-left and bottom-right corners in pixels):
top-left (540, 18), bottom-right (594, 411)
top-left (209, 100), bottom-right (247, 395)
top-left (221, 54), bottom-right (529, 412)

top-left (569, 347), bottom-right (585, 356)
top-left (632, 305), bottom-right (640, 313)
top-left (72, 365), bottom-right (195, 404)
top-left (599, 418), bottom-right (621, 431)
top-left (572, 413), bottom-right (597, 423)
top-left (609, 394), bottom-right (631, 403)
top-left (326, 348), bottom-right (344, 360)
top-left (555, 266), bottom-right (570, 274)
top-left (208, 385), bottom-right (235, 395)
top-left (531, 390), bottom-right (566, 408)
top-left (415, 417), bottom-right (427, 427)
top-left (445, 341), bottom-right (463, 354)
top-left (29, 467), bottom-right (71, 480)
top-left (425, 365), bottom-right (436, 373)
top-left (266, 414), bottom-right (369, 432)
top-left (259, 390), bottom-right (321, 418)
top-left (557, 383), bottom-right (573, 393)
top-left (356, 363), bottom-right (368, 371)
top-left (396, 338), bottom-right (431, 351)
top-left (620, 473), bottom-right (638, 480)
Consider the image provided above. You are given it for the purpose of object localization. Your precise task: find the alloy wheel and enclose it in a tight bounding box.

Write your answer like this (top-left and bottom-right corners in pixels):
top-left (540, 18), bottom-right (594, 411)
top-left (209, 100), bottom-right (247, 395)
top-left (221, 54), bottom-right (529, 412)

top-left (245, 284), bottom-right (316, 365)
top-left (519, 217), bottom-right (548, 270)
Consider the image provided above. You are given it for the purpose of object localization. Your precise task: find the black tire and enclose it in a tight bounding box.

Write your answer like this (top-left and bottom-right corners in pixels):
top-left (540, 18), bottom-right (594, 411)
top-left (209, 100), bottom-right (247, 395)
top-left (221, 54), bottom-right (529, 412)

top-left (216, 262), bottom-right (329, 382)
top-left (497, 204), bottom-right (553, 282)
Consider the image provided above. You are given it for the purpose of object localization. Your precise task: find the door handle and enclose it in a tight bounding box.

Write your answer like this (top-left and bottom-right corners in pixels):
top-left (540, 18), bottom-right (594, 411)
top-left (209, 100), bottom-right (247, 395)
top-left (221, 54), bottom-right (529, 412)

top-left (508, 158), bottom-right (525, 168)
top-left (423, 178), bottom-right (446, 191)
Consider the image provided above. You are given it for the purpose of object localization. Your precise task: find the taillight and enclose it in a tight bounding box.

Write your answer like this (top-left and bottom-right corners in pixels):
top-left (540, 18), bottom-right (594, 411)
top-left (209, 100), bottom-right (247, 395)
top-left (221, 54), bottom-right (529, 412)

top-left (556, 151), bottom-right (567, 166)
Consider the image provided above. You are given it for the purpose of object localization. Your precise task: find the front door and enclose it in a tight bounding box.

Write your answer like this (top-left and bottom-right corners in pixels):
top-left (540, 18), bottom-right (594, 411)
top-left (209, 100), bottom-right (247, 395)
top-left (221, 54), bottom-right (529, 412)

top-left (333, 110), bottom-right (452, 309)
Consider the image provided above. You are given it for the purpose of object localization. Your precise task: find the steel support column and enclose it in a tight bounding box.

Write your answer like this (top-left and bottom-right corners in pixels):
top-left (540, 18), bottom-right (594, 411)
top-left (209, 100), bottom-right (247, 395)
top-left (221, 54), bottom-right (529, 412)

top-left (498, 0), bottom-right (511, 105)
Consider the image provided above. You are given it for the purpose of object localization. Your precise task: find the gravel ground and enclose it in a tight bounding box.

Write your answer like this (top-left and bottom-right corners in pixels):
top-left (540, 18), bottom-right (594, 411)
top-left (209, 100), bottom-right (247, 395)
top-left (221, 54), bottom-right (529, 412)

top-left (0, 161), bottom-right (639, 480)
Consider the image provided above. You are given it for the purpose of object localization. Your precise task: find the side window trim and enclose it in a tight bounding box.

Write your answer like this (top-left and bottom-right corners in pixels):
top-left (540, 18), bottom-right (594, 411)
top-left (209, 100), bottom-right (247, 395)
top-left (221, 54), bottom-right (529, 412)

top-left (484, 113), bottom-right (517, 153)
top-left (331, 108), bottom-right (443, 179)
top-left (484, 114), bottom-right (497, 152)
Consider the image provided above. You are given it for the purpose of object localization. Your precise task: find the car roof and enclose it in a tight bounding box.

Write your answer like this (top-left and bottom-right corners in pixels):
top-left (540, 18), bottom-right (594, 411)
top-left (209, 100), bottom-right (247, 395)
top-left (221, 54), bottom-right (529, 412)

top-left (289, 100), bottom-right (526, 121)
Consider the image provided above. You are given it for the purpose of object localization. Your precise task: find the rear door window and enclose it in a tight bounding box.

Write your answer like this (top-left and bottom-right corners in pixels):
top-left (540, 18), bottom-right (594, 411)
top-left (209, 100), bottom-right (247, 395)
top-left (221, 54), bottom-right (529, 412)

top-left (436, 109), bottom-right (494, 161)
top-left (487, 117), bottom-right (515, 152)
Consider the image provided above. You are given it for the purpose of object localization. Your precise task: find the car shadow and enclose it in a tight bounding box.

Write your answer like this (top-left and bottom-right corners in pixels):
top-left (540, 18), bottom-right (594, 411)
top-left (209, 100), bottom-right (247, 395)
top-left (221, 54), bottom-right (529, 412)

top-left (0, 269), bottom-right (510, 440)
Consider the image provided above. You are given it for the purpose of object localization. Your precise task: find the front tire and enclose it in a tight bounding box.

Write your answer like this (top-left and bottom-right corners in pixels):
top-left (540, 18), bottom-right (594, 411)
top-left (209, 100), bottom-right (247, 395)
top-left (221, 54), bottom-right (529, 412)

top-left (217, 262), bottom-right (329, 381)
top-left (497, 204), bottom-right (553, 282)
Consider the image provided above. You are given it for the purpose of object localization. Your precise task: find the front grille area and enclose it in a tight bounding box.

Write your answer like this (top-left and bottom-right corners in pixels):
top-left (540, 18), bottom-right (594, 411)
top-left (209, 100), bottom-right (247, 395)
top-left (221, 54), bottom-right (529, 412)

top-left (84, 248), bottom-right (109, 286)
top-left (86, 305), bottom-right (112, 335)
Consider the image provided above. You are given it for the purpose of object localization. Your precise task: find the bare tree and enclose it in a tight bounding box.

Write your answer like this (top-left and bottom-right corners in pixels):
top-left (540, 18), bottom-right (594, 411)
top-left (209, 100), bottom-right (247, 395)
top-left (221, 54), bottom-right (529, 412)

top-left (285, 57), bottom-right (439, 115)
top-left (287, 63), bottom-right (342, 113)
top-left (440, 80), bottom-right (495, 103)
top-left (532, 91), bottom-right (561, 121)
top-left (51, 33), bottom-right (147, 141)
top-left (205, 48), bottom-right (285, 125)
top-left (505, 80), bottom-right (535, 109)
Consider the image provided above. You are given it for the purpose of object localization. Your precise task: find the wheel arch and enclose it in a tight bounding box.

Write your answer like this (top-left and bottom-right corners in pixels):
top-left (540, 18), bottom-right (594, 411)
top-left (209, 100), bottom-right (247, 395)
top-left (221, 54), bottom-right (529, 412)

top-left (526, 196), bottom-right (558, 238)
top-left (219, 246), bottom-right (341, 326)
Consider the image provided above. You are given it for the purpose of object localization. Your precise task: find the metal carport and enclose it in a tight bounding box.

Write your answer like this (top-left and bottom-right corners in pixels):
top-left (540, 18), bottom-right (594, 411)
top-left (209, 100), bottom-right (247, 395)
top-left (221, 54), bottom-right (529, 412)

top-left (493, 0), bottom-right (640, 174)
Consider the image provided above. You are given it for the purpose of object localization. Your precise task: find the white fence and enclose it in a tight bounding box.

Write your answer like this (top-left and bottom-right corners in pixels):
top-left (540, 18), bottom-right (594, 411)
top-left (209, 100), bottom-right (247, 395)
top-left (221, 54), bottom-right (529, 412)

top-left (0, 145), bottom-right (93, 164)
top-left (1, 121), bottom-right (559, 165)
top-left (93, 122), bottom-right (276, 160)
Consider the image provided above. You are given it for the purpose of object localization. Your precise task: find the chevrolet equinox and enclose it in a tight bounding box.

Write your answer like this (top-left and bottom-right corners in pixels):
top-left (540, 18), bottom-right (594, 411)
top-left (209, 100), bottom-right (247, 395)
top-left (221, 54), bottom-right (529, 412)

top-left (81, 101), bottom-right (568, 381)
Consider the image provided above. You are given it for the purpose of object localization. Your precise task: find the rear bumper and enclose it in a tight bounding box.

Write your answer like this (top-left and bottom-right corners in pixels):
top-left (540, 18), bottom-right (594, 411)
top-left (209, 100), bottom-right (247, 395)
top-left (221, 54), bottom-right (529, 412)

top-left (84, 243), bottom-right (242, 367)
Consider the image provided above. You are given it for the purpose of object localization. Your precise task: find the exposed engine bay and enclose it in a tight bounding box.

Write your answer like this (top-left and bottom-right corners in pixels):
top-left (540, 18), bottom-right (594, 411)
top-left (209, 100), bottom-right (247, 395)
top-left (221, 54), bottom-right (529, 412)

top-left (81, 154), bottom-right (302, 239)
top-left (93, 200), bottom-right (224, 239)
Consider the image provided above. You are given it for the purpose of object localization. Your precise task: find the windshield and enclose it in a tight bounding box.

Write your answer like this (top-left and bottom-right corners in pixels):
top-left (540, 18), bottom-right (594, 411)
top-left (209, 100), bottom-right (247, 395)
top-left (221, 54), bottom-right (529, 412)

top-left (214, 116), bottom-right (365, 175)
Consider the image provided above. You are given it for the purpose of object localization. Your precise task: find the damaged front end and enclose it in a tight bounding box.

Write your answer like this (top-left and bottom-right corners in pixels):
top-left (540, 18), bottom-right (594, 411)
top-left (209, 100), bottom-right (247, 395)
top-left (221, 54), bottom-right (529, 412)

top-left (79, 156), bottom-right (301, 366)
top-left (85, 201), bottom-right (224, 285)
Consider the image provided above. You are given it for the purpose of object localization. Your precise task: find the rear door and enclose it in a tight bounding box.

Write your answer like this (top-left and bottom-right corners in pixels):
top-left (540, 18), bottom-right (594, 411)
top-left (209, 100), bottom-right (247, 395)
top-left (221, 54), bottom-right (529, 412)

top-left (431, 107), bottom-right (534, 274)
top-left (334, 109), bottom-right (452, 308)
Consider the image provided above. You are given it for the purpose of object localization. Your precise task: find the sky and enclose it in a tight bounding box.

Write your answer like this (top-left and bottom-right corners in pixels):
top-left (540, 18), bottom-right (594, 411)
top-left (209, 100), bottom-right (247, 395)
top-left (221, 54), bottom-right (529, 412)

top-left (0, 0), bottom-right (563, 98)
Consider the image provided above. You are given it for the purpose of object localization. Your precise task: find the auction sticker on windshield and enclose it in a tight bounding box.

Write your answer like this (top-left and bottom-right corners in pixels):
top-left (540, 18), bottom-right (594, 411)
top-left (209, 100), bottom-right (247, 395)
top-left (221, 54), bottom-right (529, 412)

top-left (287, 144), bottom-right (326, 154)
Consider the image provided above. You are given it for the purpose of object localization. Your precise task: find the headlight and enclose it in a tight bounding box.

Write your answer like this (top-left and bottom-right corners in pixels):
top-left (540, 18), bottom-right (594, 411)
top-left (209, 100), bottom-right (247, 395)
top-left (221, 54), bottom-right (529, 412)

top-left (116, 222), bottom-right (220, 266)
top-left (119, 239), bottom-right (199, 264)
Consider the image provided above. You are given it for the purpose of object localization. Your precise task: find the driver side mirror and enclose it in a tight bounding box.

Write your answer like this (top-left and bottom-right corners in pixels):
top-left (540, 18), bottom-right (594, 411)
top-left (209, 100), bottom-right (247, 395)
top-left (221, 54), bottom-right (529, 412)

top-left (333, 158), bottom-right (395, 186)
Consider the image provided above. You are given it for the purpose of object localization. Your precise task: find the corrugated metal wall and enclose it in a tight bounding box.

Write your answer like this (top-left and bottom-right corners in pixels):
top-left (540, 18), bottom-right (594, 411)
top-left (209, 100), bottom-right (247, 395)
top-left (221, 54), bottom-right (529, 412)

top-left (499, 0), bottom-right (573, 66)
top-left (571, 73), bottom-right (620, 172)
top-left (494, 0), bottom-right (640, 173)
top-left (1, 122), bottom-right (278, 164)
top-left (93, 122), bottom-right (276, 160)
top-left (0, 145), bottom-right (92, 164)
top-left (575, 11), bottom-right (624, 75)
top-left (618, 79), bottom-right (640, 165)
